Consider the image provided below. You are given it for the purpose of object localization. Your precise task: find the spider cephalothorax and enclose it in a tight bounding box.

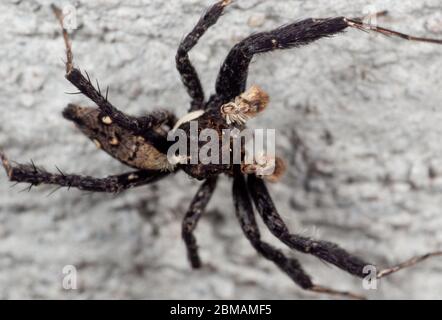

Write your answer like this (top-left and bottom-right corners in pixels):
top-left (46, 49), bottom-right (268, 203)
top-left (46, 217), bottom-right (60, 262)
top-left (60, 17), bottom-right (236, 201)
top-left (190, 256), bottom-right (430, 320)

top-left (2, 1), bottom-right (442, 299)
top-left (174, 84), bottom-right (272, 180)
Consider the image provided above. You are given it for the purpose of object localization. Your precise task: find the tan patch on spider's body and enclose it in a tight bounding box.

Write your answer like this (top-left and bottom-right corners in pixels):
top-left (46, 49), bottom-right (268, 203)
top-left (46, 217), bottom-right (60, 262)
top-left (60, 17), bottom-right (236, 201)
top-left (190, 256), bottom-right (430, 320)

top-left (101, 116), bottom-right (113, 125)
top-left (64, 105), bottom-right (170, 171)
top-left (220, 85), bottom-right (270, 125)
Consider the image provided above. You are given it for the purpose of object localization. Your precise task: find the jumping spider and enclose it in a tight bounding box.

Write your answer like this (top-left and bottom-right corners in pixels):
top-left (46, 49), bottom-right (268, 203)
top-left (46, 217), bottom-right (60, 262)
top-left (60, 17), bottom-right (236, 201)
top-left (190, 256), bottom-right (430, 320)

top-left (1, 1), bottom-right (442, 299)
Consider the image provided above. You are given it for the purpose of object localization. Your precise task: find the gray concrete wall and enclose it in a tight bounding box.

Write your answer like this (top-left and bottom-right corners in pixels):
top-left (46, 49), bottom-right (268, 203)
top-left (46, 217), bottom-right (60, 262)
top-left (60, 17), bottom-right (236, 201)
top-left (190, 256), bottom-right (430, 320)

top-left (1, 0), bottom-right (442, 299)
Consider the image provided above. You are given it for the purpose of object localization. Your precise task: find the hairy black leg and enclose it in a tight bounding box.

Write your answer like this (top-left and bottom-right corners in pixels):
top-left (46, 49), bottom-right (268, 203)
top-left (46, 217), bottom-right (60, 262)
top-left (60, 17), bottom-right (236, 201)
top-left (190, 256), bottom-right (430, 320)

top-left (233, 173), bottom-right (312, 289)
top-left (247, 175), bottom-right (442, 281)
top-left (247, 174), bottom-right (370, 278)
top-left (233, 172), bottom-right (364, 299)
top-left (215, 15), bottom-right (442, 103)
top-left (177, 0), bottom-right (231, 111)
top-left (0, 150), bottom-right (168, 193)
top-left (215, 17), bottom-right (349, 102)
top-left (51, 5), bottom-right (175, 135)
top-left (182, 176), bottom-right (218, 268)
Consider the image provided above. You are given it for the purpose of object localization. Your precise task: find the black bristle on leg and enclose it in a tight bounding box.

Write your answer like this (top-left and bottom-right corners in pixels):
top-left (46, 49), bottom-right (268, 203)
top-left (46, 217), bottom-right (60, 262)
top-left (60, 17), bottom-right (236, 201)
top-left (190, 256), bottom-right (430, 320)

top-left (64, 69), bottom-right (174, 136)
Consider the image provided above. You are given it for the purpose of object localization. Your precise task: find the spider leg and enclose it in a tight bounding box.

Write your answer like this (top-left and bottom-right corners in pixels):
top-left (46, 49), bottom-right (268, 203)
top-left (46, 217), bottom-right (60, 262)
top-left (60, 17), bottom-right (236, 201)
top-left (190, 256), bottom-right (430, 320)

top-left (247, 174), bottom-right (442, 282)
top-left (233, 171), bottom-right (365, 299)
top-left (182, 176), bottom-right (218, 268)
top-left (0, 150), bottom-right (168, 193)
top-left (51, 5), bottom-right (175, 135)
top-left (215, 17), bottom-right (349, 102)
top-left (345, 17), bottom-right (442, 45)
top-left (376, 251), bottom-right (442, 279)
top-left (215, 15), bottom-right (442, 104)
top-left (177, 0), bottom-right (231, 112)
top-left (247, 174), bottom-right (370, 278)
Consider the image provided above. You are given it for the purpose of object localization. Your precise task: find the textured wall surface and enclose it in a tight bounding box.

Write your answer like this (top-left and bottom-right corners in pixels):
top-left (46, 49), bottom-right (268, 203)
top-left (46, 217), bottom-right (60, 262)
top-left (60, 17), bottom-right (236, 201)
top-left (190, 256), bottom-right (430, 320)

top-left (1, 0), bottom-right (442, 299)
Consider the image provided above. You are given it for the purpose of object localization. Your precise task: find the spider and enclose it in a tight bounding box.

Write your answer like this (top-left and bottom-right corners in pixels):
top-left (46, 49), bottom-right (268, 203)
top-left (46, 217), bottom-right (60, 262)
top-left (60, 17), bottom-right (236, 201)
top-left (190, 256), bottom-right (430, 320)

top-left (1, 1), bottom-right (442, 299)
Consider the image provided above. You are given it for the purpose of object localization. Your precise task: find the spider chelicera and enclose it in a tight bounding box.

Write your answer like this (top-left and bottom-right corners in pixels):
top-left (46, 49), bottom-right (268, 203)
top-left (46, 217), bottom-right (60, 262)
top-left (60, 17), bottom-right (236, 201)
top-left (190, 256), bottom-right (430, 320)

top-left (1, 1), bottom-right (442, 299)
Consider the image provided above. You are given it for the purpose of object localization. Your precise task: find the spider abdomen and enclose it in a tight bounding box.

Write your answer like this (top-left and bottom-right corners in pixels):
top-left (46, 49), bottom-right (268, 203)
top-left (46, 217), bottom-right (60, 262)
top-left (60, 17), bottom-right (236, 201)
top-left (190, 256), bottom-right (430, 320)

top-left (62, 104), bottom-right (171, 171)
